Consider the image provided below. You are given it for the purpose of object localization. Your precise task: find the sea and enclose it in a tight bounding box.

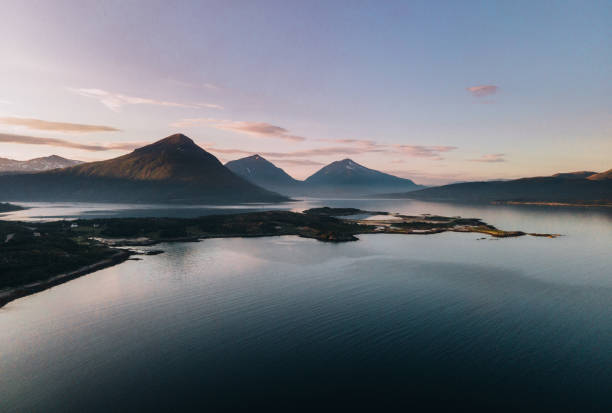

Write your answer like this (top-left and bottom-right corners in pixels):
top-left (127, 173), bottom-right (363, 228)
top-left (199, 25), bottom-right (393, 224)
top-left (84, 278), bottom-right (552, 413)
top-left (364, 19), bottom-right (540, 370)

top-left (1, 199), bottom-right (611, 411)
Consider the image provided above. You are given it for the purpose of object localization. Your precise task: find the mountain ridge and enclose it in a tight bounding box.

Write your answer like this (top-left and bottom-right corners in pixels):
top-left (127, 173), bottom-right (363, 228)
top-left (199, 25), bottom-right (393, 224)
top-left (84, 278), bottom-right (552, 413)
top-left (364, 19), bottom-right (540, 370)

top-left (0, 155), bottom-right (82, 174)
top-left (0, 134), bottom-right (287, 204)
top-left (382, 171), bottom-right (612, 204)
top-left (587, 169), bottom-right (612, 181)
top-left (224, 156), bottom-right (424, 196)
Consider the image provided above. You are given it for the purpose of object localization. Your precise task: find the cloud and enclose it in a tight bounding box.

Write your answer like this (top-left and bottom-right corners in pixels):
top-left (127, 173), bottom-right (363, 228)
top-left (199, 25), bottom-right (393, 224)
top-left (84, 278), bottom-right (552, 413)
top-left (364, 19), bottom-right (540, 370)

top-left (206, 147), bottom-right (252, 155)
top-left (469, 153), bottom-right (506, 163)
top-left (466, 85), bottom-right (498, 97)
top-left (262, 146), bottom-right (384, 158)
top-left (317, 138), bottom-right (377, 146)
top-left (71, 88), bottom-right (223, 111)
top-left (216, 121), bottom-right (306, 142)
top-left (269, 159), bottom-right (325, 166)
top-left (0, 99), bottom-right (12, 105)
top-left (208, 144), bottom-right (384, 159)
top-left (394, 145), bottom-right (457, 160)
top-left (0, 132), bottom-right (143, 151)
top-left (173, 118), bottom-right (306, 142)
top-left (207, 141), bottom-right (455, 161)
top-left (0, 117), bottom-right (120, 133)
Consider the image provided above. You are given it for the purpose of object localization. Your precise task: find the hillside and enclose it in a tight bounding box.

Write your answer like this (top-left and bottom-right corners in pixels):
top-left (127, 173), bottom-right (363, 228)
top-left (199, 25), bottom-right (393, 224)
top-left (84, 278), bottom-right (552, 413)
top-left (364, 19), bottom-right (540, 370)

top-left (0, 134), bottom-right (288, 204)
top-left (588, 169), bottom-right (612, 181)
top-left (385, 173), bottom-right (612, 204)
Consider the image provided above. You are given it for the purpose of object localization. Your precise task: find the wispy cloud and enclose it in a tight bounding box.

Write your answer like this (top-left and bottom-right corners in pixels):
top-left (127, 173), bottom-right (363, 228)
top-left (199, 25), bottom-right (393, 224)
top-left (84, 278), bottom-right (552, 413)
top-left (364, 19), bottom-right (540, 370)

top-left (173, 118), bottom-right (306, 142)
top-left (317, 138), bottom-right (377, 146)
top-left (209, 145), bottom-right (384, 159)
top-left (207, 141), bottom-right (455, 160)
top-left (466, 85), bottom-right (499, 97)
top-left (71, 88), bottom-right (223, 111)
top-left (269, 159), bottom-right (324, 166)
top-left (0, 133), bottom-right (142, 152)
top-left (0, 117), bottom-right (120, 133)
top-left (215, 121), bottom-right (306, 142)
top-left (394, 145), bottom-right (457, 160)
top-left (263, 146), bottom-right (383, 158)
top-left (470, 153), bottom-right (506, 163)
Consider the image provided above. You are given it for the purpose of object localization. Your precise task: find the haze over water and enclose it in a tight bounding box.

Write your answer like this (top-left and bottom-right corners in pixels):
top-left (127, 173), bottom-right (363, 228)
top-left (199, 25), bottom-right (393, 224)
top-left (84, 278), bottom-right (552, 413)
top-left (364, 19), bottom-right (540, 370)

top-left (1, 200), bottom-right (611, 411)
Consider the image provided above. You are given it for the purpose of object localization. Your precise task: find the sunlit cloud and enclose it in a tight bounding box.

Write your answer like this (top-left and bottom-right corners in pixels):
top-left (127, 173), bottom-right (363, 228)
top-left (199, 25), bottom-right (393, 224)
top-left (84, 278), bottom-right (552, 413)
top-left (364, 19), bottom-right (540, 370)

top-left (0, 117), bottom-right (120, 133)
top-left (207, 140), bottom-right (456, 160)
top-left (208, 145), bottom-right (383, 158)
top-left (173, 118), bottom-right (306, 142)
top-left (214, 121), bottom-right (306, 142)
top-left (394, 145), bottom-right (457, 160)
top-left (470, 153), bottom-right (506, 163)
top-left (206, 147), bottom-right (252, 155)
top-left (317, 138), bottom-right (377, 146)
top-left (466, 85), bottom-right (499, 97)
top-left (70, 88), bottom-right (223, 111)
top-left (269, 159), bottom-right (325, 166)
top-left (0, 133), bottom-right (143, 151)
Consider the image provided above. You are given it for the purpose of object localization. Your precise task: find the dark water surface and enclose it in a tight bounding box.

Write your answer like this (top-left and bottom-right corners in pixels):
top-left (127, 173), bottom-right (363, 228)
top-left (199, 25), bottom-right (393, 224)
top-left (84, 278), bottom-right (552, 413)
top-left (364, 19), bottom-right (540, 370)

top-left (1, 200), bottom-right (611, 411)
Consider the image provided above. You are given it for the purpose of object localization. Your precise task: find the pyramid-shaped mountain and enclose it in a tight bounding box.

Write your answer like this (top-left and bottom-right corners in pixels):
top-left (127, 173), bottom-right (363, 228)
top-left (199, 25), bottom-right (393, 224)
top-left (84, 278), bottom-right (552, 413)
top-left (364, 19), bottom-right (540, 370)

top-left (304, 159), bottom-right (423, 195)
top-left (225, 154), bottom-right (300, 192)
top-left (0, 134), bottom-right (288, 203)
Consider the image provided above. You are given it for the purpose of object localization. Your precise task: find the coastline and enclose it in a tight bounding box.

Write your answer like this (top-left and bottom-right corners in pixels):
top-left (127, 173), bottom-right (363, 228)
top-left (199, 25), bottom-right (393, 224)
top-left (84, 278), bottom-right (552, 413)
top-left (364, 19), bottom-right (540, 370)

top-left (0, 207), bottom-right (559, 308)
top-left (493, 201), bottom-right (612, 208)
top-left (0, 249), bottom-right (132, 309)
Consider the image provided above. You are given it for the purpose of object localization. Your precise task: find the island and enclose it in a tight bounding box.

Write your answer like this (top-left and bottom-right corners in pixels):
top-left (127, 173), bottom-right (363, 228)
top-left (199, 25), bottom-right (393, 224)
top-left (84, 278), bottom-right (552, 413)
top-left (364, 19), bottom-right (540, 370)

top-left (0, 207), bottom-right (558, 307)
top-left (0, 203), bottom-right (26, 213)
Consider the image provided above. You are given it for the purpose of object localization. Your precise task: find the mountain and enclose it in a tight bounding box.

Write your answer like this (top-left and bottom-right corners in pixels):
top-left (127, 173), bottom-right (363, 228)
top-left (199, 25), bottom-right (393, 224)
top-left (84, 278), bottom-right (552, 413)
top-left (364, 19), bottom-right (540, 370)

top-left (303, 159), bottom-right (424, 196)
top-left (552, 171), bottom-right (597, 179)
top-left (384, 171), bottom-right (612, 204)
top-left (588, 169), bottom-right (612, 181)
top-left (225, 154), bottom-right (301, 193)
top-left (0, 134), bottom-right (288, 204)
top-left (0, 155), bottom-right (82, 174)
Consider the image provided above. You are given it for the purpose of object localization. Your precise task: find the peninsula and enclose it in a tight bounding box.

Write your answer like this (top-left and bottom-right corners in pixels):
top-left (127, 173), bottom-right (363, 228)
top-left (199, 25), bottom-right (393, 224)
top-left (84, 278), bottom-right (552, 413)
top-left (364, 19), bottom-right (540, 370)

top-left (0, 207), bottom-right (558, 308)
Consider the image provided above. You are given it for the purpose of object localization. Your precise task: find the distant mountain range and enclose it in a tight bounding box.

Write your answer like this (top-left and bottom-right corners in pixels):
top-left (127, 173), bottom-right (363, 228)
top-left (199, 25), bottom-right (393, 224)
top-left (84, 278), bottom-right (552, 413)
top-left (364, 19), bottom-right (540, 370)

top-left (2, 135), bottom-right (607, 206)
top-left (383, 171), bottom-right (612, 205)
top-left (0, 155), bottom-right (82, 174)
top-left (226, 156), bottom-right (424, 196)
top-left (0, 134), bottom-right (287, 204)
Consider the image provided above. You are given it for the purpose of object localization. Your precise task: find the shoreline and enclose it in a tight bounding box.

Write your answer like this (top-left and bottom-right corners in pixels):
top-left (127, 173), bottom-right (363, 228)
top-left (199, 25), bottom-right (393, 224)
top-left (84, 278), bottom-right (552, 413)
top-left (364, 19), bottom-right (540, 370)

top-left (0, 249), bottom-right (132, 309)
top-left (0, 207), bottom-right (559, 308)
top-left (493, 201), bottom-right (612, 208)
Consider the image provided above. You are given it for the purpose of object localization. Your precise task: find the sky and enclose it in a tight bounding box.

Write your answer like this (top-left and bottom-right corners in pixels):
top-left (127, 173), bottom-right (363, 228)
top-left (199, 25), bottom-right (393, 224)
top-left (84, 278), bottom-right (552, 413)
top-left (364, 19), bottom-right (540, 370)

top-left (0, 0), bottom-right (610, 185)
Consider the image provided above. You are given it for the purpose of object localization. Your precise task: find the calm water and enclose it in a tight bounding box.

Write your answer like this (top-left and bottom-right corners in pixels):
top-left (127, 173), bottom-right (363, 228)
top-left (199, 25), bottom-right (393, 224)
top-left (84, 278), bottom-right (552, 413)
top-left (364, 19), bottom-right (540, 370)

top-left (1, 200), bottom-right (611, 411)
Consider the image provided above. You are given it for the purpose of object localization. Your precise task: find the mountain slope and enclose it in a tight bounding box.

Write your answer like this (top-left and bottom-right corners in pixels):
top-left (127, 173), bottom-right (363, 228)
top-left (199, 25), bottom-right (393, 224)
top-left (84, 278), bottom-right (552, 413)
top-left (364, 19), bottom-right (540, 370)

top-left (0, 134), bottom-right (288, 203)
top-left (552, 171), bottom-right (597, 179)
top-left (588, 169), bottom-right (612, 181)
top-left (225, 155), bottom-right (300, 191)
top-left (304, 159), bottom-right (423, 195)
top-left (386, 172), bottom-right (612, 204)
top-left (0, 155), bottom-right (82, 174)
